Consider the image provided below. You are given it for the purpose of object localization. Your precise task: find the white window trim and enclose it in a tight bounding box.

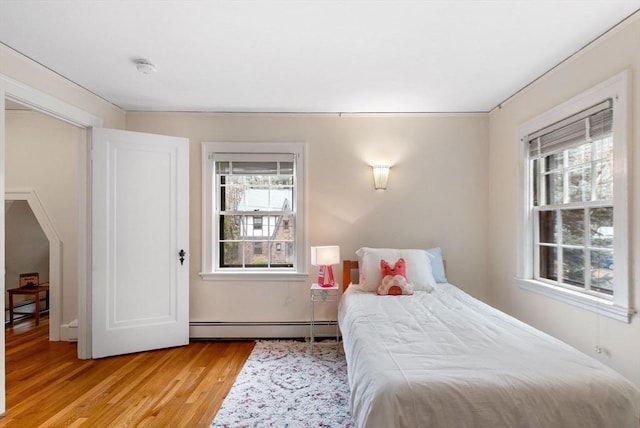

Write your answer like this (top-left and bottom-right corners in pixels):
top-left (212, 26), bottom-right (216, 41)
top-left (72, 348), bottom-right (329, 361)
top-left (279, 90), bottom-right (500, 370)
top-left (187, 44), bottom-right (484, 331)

top-left (200, 142), bottom-right (307, 281)
top-left (516, 70), bottom-right (634, 323)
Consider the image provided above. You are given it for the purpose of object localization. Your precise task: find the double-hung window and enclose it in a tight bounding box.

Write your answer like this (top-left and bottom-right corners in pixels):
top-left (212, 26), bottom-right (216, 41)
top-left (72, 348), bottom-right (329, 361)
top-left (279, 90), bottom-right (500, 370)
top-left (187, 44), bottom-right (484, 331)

top-left (530, 101), bottom-right (613, 293)
top-left (517, 72), bottom-right (632, 322)
top-left (201, 142), bottom-right (306, 280)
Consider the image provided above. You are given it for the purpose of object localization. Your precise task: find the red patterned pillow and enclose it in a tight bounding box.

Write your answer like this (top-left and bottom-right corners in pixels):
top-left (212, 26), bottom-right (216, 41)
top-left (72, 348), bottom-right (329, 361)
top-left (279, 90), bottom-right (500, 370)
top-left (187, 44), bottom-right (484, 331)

top-left (377, 258), bottom-right (414, 295)
top-left (381, 258), bottom-right (406, 278)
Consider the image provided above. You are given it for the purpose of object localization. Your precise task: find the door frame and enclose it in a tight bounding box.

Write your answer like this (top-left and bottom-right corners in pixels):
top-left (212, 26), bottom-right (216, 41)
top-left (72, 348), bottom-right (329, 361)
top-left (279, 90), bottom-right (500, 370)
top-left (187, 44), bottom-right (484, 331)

top-left (1, 74), bottom-right (102, 363)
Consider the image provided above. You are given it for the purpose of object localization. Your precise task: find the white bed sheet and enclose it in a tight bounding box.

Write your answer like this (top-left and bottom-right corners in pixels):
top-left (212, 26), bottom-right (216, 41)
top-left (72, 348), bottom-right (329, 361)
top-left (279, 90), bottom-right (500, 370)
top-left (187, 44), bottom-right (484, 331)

top-left (338, 284), bottom-right (640, 428)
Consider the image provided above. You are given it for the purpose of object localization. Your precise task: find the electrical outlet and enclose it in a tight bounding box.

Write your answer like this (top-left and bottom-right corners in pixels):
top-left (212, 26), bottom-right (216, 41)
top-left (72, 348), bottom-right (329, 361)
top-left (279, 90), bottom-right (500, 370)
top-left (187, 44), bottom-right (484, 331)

top-left (594, 346), bottom-right (611, 358)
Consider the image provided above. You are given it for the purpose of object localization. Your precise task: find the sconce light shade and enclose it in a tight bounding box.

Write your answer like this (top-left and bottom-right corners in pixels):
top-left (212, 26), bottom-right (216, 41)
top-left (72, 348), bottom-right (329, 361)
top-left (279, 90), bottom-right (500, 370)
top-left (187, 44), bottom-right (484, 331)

top-left (372, 164), bottom-right (390, 190)
top-left (311, 245), bottom-right (341, 287)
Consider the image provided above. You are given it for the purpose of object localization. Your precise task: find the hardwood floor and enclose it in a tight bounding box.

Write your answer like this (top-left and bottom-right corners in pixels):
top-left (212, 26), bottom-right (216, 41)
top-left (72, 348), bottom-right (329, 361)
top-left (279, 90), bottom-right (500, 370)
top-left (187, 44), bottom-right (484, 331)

top-left (2, 317), bottom-right (255, 427)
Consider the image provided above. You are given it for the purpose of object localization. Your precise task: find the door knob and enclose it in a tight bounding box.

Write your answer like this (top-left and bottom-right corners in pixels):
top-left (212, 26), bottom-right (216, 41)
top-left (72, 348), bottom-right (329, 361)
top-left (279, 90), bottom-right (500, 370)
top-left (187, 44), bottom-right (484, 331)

top-left (179, 249), bottom-right (186, 265)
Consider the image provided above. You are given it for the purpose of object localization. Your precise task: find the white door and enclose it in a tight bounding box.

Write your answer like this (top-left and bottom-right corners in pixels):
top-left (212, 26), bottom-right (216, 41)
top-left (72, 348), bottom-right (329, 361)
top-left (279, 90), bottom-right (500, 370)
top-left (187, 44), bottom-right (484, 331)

top-left (91, 128), bottom-right (189, 358)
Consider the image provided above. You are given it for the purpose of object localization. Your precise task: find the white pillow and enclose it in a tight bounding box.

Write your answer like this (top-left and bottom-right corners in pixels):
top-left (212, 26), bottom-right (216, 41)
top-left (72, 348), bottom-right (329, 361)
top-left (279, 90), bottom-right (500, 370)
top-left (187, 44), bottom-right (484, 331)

top-left (355, 247), bottom-right (436, 292)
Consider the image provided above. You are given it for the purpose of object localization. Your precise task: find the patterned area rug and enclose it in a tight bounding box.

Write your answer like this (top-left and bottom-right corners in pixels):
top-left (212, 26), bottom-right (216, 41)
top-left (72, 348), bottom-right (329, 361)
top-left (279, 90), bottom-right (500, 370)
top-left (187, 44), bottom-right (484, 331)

top-left (211, 340), bottom-right (353, 427)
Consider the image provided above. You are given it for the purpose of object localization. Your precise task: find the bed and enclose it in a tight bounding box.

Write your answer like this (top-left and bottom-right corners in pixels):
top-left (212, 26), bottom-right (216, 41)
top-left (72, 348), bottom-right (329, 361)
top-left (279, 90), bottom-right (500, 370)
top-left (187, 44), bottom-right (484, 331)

top-left (338, 250), bottom-right (640, 428)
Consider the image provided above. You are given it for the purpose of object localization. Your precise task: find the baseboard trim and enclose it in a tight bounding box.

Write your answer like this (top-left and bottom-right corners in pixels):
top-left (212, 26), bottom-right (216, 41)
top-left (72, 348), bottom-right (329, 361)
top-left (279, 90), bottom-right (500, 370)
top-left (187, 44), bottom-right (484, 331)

top-left (60, 319), bottom-right (78, 342)
top-left (189, 321), bottom-right (340, 339)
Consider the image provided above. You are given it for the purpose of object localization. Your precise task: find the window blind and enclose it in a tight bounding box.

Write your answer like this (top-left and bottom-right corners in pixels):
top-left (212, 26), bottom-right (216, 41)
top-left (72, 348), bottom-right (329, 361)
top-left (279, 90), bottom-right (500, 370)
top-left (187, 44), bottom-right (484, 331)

top-left (214, 153), bottom-right (294, 176)
top-left (528, 99), bottom-right (613, 157)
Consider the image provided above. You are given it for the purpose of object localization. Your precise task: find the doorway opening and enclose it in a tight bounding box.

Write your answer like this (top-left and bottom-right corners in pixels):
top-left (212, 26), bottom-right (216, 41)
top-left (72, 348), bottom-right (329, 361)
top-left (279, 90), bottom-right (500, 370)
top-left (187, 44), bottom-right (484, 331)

top-left (4, 199), bottom-right (50, 328)
top-left (4, 98), bottom-right (83, 343)
top-left (4, 190), bottom-right (62, 340)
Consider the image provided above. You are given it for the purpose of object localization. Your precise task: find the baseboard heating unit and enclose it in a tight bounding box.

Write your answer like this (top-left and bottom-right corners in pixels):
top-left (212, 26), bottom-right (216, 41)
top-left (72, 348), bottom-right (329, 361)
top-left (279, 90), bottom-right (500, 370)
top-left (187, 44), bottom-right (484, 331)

top-left (190, 321), bottom-right (340, 339)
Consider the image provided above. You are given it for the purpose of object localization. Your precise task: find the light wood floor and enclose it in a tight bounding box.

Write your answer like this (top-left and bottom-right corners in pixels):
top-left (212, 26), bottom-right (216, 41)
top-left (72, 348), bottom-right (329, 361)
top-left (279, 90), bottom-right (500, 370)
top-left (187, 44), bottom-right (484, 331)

top-left (1, 316), bottom-right (255, 427)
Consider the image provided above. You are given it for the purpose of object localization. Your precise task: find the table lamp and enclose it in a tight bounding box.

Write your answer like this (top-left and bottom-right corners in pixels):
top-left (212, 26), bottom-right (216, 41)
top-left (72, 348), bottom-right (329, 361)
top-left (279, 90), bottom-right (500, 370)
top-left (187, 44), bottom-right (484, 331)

top-left (310, 245), bottom-right (340, 287)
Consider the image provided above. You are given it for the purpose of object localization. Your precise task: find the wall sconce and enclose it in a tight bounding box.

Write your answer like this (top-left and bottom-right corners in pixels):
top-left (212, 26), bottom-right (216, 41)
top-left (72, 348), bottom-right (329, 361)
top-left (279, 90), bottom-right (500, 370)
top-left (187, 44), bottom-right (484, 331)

top-left (372, 164), bottom-right (390, 190)
top-left (310, 245), bottom-right (341, 287)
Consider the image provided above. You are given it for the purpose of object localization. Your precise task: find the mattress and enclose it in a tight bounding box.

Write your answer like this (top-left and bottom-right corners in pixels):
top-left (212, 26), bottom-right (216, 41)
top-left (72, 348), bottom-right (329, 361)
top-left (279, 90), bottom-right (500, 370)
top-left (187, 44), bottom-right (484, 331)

top-left (338, 284), bottom-right (640, 428)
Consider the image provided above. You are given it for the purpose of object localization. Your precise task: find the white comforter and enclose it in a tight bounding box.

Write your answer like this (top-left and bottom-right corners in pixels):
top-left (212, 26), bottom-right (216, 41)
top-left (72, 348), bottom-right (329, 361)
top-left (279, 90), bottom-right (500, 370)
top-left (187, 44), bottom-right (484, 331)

top-left (338, 284), bottom-right (640, 428)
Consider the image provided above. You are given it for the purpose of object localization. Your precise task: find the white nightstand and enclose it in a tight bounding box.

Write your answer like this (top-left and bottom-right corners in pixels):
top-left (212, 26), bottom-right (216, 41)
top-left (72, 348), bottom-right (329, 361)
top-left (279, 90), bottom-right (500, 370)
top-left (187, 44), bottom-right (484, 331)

top-left (310, 283), bottom-right (340, 352)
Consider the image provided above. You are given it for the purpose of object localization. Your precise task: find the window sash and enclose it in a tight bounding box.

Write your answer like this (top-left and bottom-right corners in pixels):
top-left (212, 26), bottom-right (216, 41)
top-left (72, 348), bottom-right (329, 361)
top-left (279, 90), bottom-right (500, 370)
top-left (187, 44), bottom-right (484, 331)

top-left (217, 213), bottom-right (295, 261)
top-left (533, 204), bottom-right (614, 297)
top-left (213, 154), bottom-right (297, 271)
top-left (533, 133), bottom-right (613, 208)
top-left (529, 99), bottom-right (615, 298)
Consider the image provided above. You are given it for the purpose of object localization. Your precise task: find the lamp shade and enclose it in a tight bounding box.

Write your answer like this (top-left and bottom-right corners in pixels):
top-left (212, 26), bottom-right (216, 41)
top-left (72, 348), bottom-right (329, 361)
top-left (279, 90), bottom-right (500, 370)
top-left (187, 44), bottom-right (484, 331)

top-left (372, 164), bottom-right (390, 190)
top-left (311, 245), bottom-right (340, 287)
top-left (310, 245), bottom-right (340, 266)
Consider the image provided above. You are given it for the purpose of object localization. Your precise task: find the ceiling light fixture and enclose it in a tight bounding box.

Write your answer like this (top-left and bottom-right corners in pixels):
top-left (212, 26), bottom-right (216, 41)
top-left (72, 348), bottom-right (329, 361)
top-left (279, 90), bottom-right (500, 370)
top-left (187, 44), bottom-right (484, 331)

top-left (134, 59), bottom-right (157, 74)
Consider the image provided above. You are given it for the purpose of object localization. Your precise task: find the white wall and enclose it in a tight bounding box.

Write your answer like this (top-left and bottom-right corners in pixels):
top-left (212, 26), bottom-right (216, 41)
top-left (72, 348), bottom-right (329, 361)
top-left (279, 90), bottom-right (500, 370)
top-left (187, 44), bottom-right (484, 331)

top-left (126, 112), bottom-right (490, 326)
top-left (488, 13), bottom-right (640, 385)
top-left (5, 110), bottom-right (79, 326)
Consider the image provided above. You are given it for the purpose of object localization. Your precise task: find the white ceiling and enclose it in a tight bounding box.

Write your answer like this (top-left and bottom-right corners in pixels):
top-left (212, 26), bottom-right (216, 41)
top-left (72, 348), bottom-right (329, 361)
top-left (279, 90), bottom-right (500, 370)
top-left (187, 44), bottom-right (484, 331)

top-left (1, 1), bottom-right (638, 113)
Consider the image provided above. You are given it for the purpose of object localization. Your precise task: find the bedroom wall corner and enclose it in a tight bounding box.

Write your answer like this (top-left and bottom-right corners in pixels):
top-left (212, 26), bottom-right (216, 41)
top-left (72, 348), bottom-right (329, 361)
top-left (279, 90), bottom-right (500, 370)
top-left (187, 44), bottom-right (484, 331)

top-left (487, 11), bottom-right (640, 385)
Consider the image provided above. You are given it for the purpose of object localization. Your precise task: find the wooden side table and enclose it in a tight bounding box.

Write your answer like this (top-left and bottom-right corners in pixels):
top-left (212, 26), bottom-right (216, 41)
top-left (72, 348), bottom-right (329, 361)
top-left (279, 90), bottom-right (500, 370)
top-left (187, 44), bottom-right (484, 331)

top-left (7, 285), bottom-right (50, 325)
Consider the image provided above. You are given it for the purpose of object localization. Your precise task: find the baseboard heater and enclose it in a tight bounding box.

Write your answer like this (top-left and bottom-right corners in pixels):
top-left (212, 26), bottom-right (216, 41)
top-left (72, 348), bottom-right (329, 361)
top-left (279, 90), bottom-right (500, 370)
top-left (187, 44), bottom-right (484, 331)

top-left (189, 321), bottom-right (340, 339)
